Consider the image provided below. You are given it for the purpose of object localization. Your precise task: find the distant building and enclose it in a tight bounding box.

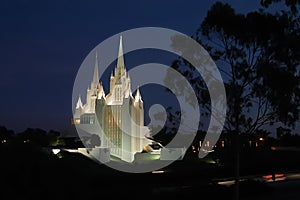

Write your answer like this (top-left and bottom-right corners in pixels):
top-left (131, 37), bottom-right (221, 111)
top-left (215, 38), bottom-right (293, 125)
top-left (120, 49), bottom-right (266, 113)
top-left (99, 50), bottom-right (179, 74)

top-left (73, 36), bottom-right (151, 162)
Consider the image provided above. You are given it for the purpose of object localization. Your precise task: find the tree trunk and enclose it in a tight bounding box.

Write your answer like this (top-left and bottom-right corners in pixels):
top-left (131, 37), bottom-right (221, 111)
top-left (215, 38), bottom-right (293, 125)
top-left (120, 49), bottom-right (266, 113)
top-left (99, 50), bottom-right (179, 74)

top-left (234, 87), bottom-right (241, 200)
top-left (234, 131), bottom-right (240, 200)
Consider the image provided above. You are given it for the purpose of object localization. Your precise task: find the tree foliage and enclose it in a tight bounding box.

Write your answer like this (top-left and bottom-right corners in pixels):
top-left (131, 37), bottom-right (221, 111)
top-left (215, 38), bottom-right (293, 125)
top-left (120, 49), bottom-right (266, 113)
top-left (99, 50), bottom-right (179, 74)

top-left (165, 1), bottom-right (300, 136)
top-left (261, 0), bottom-right (300, 13)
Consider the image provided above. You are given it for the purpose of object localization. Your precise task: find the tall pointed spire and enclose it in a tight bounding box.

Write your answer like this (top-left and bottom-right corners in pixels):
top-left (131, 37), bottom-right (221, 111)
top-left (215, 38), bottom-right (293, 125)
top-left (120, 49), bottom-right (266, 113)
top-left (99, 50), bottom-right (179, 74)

top-left (135, 87), bottom-right (142, 102)
top-left (93, 51), bottom-right (99, 84)
top-left (117, 35), bottom-right (125, 69)
top-left (97, 82), bottom-right (105, 99)
top-left (76, 96), bottom-right (83, 109)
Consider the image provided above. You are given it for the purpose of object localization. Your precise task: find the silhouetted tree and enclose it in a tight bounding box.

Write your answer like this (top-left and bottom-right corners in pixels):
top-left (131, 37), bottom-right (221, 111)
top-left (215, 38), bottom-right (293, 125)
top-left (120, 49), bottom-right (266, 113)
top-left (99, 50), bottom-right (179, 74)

top-left (200, 3), bottom-right (299, 199)
top-left (47, 129), bottom-right (65, 147)
top-left (83, 134), bottom-right (101, 148)
top-left (0, 126), bottom-right (14, 140)
top-left (20, 128), bottom-right (48, 146)
top-left (19, 128), bottom-right (62, 147)
top-left (90, 134), bottom-right (101, 147)
top-left (149, 106), bottom-right (181, 145)
top-left (261, 0), bottom-right (300, 13)
top-left (166, 2), bottom-right (300, 199)
top-left (193, 2), bottom-right (300, 134)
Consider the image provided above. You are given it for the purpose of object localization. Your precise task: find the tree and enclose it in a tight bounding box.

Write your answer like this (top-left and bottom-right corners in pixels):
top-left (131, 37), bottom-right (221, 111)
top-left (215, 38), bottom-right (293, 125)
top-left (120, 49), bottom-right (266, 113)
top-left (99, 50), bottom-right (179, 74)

top-left (261, 0), bottom-right (300, 13)
top-left (0, 126), bottom-right (14, 145)
top-left (166, 1), bottom-right (300, 143)
top-left (48, 130), bottom-right (65, 147)
top-left (165, 1), bottom-right (300, 199)
top-left (83, 134), bottom-right (101, 148)
top-left (197, 2), bottom-right (299, 135)
top-left (20, 128), bottom-right (49, 147)
top-left (90, 134), bottom-right (101, 147)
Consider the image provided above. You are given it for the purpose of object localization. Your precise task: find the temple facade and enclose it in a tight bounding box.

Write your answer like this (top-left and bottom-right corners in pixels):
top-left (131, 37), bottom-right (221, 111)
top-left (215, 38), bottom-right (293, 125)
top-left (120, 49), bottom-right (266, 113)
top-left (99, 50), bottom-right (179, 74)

top-left (73, 36), bottom-right (151, 162)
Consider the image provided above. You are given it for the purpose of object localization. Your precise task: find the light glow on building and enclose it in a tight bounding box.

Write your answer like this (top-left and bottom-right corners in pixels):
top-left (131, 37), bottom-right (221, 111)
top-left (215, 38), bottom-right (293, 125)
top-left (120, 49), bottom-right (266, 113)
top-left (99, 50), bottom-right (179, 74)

top-left (73, 36), bottom-right (151, 162)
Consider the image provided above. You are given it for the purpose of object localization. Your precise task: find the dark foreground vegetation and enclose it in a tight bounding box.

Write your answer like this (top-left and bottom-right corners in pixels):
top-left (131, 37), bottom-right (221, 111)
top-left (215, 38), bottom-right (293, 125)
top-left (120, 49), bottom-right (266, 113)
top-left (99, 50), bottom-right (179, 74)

top-left (2, 126), bottom-right (300, 200)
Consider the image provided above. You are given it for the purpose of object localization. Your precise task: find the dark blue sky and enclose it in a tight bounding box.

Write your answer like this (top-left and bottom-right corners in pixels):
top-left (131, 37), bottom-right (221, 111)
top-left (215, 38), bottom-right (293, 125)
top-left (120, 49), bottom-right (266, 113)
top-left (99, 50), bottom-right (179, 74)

top-left (0, 0), bottom-right (266, 132)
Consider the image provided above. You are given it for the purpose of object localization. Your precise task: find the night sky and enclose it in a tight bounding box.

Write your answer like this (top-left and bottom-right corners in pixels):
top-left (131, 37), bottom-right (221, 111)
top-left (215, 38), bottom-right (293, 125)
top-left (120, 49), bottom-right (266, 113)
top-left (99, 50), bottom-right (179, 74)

top-left (1, 0), bottom-right (268, 132)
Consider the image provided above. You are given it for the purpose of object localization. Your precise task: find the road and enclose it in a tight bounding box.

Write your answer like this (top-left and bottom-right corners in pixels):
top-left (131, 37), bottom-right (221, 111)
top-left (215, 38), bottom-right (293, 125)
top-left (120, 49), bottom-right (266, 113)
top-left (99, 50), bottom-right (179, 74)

top-left (215, 172), bottom-right (300, 200)
top-left (242, 179), bottom-right (300, 200)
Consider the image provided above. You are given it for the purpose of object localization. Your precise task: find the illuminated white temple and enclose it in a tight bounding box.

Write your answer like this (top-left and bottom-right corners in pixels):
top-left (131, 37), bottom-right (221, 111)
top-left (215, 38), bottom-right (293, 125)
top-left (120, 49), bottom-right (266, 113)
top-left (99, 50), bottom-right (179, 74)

top-left (73, 36), bottom-right (151, 162)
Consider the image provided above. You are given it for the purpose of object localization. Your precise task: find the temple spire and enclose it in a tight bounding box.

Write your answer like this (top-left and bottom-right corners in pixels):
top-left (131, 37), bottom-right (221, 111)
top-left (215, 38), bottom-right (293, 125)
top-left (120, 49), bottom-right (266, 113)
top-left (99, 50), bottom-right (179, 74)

top-left (76, 96), bottom-right (83, 109)
top-left (135, 87), bottom-right (142, 102)
top-left (93, 51), bottom-right (99, 84)
top-left (97, 82), bottom-right (106, 99)
top-left (117, 35), bottom-right (125, 69)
